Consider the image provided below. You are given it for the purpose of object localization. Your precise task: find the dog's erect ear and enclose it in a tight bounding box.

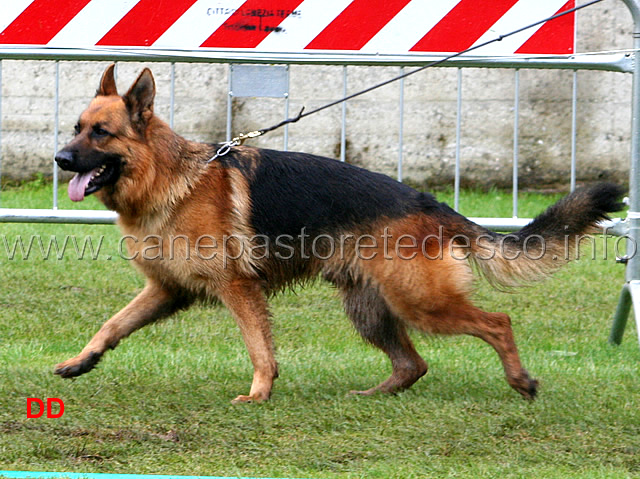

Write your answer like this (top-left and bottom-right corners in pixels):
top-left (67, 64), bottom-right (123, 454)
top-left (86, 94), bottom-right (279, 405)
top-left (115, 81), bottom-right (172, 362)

top-left (123, 68), bottom-right (155, 131)
top-left (97, 64), bottom-right (118, 96)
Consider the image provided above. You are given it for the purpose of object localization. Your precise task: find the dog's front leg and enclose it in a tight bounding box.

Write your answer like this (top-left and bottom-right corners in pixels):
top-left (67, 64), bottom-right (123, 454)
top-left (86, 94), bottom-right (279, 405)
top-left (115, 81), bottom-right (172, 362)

top-left (220, 279), bottom-right (278, 404)
top-left (55, 280), bottom-right (185, 378)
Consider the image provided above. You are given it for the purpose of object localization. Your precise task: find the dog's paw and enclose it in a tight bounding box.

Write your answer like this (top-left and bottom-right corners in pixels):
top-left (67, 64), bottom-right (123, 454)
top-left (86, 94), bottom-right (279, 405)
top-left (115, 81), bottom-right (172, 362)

top-left (510, 369), bottom-right (539, 400)
top-left (231, 393), bottom-right (269, 405)
top-left (349, 388), bottom-right (381, 396)
top-left (54, 351), bottom-right (103, 378)
top-left (521, 378), bottom-right (539, 400)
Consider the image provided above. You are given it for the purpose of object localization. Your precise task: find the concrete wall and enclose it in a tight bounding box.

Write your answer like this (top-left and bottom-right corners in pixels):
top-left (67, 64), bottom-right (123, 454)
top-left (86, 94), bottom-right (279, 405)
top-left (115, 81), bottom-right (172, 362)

top-left (0, 1), bottom-right (634, 190)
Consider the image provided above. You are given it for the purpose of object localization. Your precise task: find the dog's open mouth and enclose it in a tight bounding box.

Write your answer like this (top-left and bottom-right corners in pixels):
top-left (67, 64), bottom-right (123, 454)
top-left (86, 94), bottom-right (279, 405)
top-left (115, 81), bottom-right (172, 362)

top-left (68, 161), bottom-right (120, 202)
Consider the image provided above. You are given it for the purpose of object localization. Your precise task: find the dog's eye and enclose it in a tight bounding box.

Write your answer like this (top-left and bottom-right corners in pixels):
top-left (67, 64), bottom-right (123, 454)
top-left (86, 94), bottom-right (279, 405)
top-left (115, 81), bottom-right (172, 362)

top-left (92, 125), bottom-right (112, 138)
top-left (74, 123), bottom-right (81, 135)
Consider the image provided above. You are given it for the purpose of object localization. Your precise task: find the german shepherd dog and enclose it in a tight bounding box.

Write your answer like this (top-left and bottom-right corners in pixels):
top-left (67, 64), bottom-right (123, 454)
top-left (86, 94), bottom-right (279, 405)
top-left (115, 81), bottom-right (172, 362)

top-left (54, 65), bottom-right (624, 403)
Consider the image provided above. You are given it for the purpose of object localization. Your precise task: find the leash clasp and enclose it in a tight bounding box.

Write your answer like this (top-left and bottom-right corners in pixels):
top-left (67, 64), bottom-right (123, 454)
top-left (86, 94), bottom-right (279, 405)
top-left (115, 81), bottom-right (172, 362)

top-left (207, 130), bottom-right (263, 163)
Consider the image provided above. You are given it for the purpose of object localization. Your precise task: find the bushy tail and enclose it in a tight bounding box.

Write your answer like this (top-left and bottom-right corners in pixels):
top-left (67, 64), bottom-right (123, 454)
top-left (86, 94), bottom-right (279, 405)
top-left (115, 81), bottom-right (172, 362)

top-left (466, 183), bottom-right (625, 289)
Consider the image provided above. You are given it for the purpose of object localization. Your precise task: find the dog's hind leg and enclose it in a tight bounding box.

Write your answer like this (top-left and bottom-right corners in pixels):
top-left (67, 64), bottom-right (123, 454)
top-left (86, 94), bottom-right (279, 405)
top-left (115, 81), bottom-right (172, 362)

top-left (468, 310), bottom-right (538, 400)
top-left (55, 279), bottom-right (189, 378)
top-left (396, 299), bottom-right (538, 400)
top-left (219, 279), bottom-right (278, 404)
top-left (341, 282), bottom-right (428, 395)
top-left (363, 248), bottom-right (537, 399)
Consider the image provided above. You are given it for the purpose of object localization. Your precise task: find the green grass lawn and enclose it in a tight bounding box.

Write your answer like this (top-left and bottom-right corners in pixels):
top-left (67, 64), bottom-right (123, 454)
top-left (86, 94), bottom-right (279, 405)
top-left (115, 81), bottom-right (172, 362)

top-left (0, 181), bottom-right (639, 479)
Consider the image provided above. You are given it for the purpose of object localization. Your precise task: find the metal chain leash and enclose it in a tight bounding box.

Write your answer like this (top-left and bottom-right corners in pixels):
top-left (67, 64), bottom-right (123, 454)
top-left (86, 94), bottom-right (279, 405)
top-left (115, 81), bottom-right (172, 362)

top-left (206, 130), bottom-right (264, 163)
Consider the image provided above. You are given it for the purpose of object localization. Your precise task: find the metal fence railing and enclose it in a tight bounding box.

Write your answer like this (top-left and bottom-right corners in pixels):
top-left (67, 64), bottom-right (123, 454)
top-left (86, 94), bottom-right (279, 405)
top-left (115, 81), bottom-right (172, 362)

top-left (0, 53), bottom-right (632, 231)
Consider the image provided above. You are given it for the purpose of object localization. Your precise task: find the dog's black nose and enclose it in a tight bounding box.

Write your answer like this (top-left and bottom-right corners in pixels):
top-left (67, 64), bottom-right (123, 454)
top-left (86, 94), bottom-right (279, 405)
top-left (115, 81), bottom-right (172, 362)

top-left (55, 150), bottom-right (75, 170)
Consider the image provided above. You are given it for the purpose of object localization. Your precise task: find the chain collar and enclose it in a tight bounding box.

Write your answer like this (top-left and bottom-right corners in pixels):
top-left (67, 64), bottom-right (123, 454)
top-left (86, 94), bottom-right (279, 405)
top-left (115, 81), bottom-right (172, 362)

top-left (207, 130), bottom-right (263, 163)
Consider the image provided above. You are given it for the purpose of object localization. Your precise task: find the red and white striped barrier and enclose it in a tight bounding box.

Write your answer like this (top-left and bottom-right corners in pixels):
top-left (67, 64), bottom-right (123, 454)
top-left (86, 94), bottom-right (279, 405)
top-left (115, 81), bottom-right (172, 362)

top-left (0, 0), bottom-right (575, 56)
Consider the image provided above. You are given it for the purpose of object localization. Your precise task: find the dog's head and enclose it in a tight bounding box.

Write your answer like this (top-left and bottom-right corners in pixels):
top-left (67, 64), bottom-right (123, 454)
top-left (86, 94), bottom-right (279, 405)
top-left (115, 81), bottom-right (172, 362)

top-left (55, 64), bottom-right (157, 204)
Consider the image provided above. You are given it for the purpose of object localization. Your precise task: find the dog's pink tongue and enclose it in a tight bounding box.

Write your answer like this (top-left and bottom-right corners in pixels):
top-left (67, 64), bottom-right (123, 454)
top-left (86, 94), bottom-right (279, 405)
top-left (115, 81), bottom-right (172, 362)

top-left (68, 170), bottom-right (95, 202)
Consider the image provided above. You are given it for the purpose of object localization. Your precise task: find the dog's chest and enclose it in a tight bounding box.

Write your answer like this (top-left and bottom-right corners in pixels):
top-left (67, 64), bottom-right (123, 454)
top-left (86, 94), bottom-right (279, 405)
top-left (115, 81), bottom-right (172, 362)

top-left (119, 222), bottom-right (251, 297)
